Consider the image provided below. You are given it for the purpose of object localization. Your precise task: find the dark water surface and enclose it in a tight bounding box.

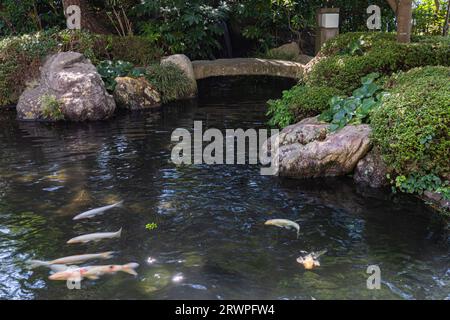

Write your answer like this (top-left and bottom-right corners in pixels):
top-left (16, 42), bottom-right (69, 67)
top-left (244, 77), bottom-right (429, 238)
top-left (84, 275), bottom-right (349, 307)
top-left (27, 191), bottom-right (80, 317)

top-left (0, 77), bottom-right (448, 300)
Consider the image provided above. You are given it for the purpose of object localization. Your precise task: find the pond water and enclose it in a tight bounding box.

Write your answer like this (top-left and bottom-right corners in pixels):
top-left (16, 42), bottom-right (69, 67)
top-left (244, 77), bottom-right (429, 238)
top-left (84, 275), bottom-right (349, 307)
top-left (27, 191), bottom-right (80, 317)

top-left (0, 77), bottom-right (448, 300)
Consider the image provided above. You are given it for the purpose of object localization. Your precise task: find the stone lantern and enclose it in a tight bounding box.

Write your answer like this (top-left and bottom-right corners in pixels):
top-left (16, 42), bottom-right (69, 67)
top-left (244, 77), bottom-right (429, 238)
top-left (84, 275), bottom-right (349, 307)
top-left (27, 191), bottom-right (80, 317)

top-left (315, 8), bottom-right (340, 54)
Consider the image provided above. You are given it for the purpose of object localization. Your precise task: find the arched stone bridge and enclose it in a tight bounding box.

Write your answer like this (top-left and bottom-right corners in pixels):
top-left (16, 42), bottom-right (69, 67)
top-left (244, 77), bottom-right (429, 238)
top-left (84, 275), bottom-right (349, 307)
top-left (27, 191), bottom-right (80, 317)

top-left (191, 58), bottom-right (305, 80)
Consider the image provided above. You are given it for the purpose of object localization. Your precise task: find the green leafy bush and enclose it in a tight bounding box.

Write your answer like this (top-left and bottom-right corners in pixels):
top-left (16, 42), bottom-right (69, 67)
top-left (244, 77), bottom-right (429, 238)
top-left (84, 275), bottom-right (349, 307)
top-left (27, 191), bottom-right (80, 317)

top-left (267, 85), bottom-right (343, 128)
top-left (97, 60), bottom-right (192, 103)
top-left (371, 66), bottom-right (450, 182)
top-left (393, 174), bottom-right (450, 201)
top-left (0, 29), bottom-right (59, 106)
top-left (319, 73), bottom-right (385, 131)
top-left (266, 94), bottom-right (295, 128)
top-left (320, 32), bottom-right (396, 56)
top-left (105, 35), bottom-right (164, 66)
top-left (144, 63), bottom-right (193, 103)
top-left (56, 30), bottom-right (163, 66)
top-left (0, 0), bottom-right (64, 36)
top-left (97, 60), bottom-right (136, 91)
top-left (413, 0), bottom-right (449, 36)
top-left (308, 32), bottom-right (450, 94)
top-left (135, 0), bottom-right (228, 59)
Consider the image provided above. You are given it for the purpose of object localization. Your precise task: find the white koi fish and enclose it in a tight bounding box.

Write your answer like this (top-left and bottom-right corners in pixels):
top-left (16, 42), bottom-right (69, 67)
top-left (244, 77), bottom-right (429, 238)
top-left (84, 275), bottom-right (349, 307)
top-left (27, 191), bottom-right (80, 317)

top-left (264, 219), bottom-right (300, 238)
top-left (67, 228), bottom-right (122, 244)
top-left (73, 201), bottom-right (124, 220)
top-left (27, 251), bottom-right (115, 268)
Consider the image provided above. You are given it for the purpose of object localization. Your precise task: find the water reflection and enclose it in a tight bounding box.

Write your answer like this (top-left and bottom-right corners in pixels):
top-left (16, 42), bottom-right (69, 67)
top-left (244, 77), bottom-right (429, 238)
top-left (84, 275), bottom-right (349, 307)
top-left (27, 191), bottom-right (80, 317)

top-left (0, 77), bottom-right (448, 300)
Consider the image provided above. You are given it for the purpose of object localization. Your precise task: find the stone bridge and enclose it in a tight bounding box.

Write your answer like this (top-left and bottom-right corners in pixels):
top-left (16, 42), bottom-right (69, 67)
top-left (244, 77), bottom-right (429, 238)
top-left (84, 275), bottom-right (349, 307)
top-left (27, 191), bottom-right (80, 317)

top-left (191, 58), bottom-right (305, 80)
top-left (161, 55), bottom-right (306, 95)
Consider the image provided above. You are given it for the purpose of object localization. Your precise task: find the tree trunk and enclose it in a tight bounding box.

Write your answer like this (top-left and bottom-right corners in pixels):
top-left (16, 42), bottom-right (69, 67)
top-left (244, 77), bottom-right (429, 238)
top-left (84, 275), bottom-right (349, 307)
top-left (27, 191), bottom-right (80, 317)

top-left (386, 0), bottom-right (413, 43)
top-left (396, 0), bottom-right (412, 43)
top-left (63, 0), bottom-right (109, 34)
top-left (444, 0), bottom-right (450, 36)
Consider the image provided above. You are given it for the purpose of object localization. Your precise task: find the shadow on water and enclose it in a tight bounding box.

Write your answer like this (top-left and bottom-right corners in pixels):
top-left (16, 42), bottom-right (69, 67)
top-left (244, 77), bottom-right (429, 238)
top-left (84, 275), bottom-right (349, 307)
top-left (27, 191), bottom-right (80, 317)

top-left (0, 76), bottom-right (448, 300)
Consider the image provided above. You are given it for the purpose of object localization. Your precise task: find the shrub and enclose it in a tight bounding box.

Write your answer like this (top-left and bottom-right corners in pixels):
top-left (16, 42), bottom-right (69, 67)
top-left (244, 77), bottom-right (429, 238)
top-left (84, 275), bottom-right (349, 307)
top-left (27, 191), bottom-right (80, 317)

top-left (144, 63), bottom-right (193, 103)
top-left (371, 66), bottom-right (450, 182)
top-left (319, 73), bottom-right (385, 131)
top-left (319, 32), bottom-right (397, 56)
top-left (105, 35), bottom-right (163, 66)
top-left (97, 60), bottom-right (136, 91)
top-left (267, 85), bottom-right (343, 128)
top-left (0, 29), bottom-right (164, 106)
top-left (135, 0), bottom-right (228, 59)
top-left (97, 60), bottom-right (192, 104)
top-left (307, 33), bottom-right (450, 94)
top-left (50, 30), bottom-right (163, 66)
top-left (393, 173), bottom-right (450, 201)
top-left (0, 30), bottom-right (59, 106)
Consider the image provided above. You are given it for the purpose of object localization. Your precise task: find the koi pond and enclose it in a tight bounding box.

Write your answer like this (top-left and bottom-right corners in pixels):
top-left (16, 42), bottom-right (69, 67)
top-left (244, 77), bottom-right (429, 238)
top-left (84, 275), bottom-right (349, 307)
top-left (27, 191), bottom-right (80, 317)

top-left (0, 77), bottom-right (448, 300)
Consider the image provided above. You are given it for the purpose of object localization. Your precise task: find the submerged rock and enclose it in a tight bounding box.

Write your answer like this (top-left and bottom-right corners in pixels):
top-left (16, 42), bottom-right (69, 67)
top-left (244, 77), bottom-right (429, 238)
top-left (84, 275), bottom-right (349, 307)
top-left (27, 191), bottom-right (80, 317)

top-left (422, 191), bottom-right (450, 211)
top-left (17, 52), bottom-right (115, 122)
top-left (161, 54), bottom-right (197, 98)
top-left (265, 117), bottom-right (372, 178)
top-left (353, 149), bottom-right (390, 188)
top-left (113, 77), bottom-right (161, 110)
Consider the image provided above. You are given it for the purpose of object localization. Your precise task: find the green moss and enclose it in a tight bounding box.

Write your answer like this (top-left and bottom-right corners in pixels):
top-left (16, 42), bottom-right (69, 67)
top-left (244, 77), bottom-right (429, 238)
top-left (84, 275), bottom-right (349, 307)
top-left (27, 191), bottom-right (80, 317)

top-left (320, 32), bottom-right (449, 57)
top-left (306, 32), bottom-right (450, 95)
top-left (319, 32), bottom-right (397, 56)
top-left (41, 94), bottom-right (64, 121)
top-left (307, 42), bottom-right (449, 94)
top-left (267, 85), bottom-right (343, 128)
top-left (371, 66), bottom-right (450, 181)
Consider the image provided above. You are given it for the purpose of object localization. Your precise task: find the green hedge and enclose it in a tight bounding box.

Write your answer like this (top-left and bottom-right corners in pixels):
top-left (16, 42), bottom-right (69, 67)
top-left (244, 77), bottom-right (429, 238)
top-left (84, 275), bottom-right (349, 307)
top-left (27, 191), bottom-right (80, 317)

top-left (267, 32), bottom-right (449, 128)
top-left (371, 66), bottom-right (450, 180)
top-left (319, 32), bottom-right (449, 56)
top-left (267, 85), bottom-right (343, 127)
top-left (0, 29), bottom-right (163, 106)
top-left (306, 32), bottom-right (450, 94)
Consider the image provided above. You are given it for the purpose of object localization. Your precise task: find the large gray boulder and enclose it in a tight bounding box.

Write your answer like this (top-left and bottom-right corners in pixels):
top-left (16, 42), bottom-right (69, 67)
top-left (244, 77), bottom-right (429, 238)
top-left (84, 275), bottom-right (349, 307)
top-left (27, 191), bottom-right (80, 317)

top-left (265, 117), bottom-right (372, 178)
top-left (161, 54), bottom-right (197, 98)
top-left (17, 52), bottom-right (115, 122)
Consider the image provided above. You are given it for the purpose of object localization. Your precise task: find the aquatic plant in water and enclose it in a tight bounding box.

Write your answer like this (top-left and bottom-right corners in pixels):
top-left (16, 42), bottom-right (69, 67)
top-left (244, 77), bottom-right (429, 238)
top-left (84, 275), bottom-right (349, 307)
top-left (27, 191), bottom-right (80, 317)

top-left (145, 222), bottom-right (158, 231)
